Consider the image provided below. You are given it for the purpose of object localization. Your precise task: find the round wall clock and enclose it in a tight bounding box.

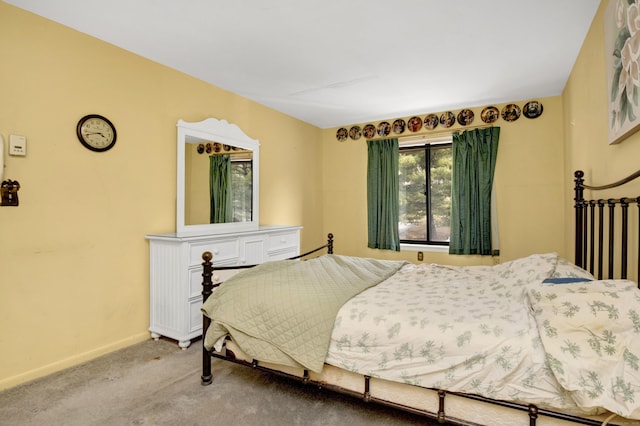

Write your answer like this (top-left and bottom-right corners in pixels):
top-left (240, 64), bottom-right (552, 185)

top-left (76, 114), bottom-right (117, 152)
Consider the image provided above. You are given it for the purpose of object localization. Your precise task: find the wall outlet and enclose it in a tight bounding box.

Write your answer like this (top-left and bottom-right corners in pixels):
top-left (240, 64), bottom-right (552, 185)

top-left (9, 134), bottom-right (26, 156)
top-left (417, 251), bottom-right (423, 261)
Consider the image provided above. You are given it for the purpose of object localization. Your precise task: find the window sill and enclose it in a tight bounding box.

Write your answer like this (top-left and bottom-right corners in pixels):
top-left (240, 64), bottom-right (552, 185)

top-left (400, 243), bottom-right (449, 253)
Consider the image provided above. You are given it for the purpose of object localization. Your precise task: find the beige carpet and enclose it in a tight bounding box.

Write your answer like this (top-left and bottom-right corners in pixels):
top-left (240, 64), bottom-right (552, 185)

top-left (0, 338), bottom-right (448, 426)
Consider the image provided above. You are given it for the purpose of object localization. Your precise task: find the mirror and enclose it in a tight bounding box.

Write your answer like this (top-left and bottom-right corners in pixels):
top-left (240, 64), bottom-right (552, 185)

top-left (176, 118), bottom-right (259, 236)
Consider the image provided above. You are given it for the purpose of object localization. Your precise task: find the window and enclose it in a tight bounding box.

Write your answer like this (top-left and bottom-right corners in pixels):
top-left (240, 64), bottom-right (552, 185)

top-left (230, 158), bottom-right (252, 222)
top-left (398, 137), bottom-right (452, 246)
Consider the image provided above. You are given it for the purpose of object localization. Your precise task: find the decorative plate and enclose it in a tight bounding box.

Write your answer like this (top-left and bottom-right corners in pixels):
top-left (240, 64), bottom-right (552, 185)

top-left (336, 128), bottom-right (348, 142)
top-left (392, 119), bottom-right (406, 134)
top-left (407, 116), bottom-right (422, 132)
top-left (213, 143), bottom-right (222, 152)
top-left (377, 121), bottom-right (391, 137)
top-left (440, 111), bottom-right (456, 128)
top-left (501, 104), bottom-right (521, 122)
top-left (223, 144), bottom-right (231, 151)
top-left (363, 124), bottom-right (376, 138)
top-left (523, 101), bottom-right (543, 119)
top-left (349, 126), bottom-right (362, 140)
top-left (457, 109), bottom-right (475, 126)
top-left (481, 106), bottom-right (499, 124)
top-left (424, 114), bottom-right (439, 130)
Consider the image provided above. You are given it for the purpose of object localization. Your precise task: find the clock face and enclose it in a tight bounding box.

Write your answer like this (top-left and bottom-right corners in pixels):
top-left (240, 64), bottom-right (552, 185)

top-left (77, 114), bottom-right (117, 152)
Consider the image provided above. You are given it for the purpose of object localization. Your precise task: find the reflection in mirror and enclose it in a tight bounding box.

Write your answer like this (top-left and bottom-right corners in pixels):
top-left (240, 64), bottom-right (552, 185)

top-left (177, 118), bottom-right (259, 236)
top-left (184, 144), bottom-right (253, 225)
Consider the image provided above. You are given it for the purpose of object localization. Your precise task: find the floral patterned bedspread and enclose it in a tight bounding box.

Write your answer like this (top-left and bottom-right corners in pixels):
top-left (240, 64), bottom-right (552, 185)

top-left (528, 280), bottom-right (640, 419)
top-left (324, 253), bottom-right (640, 418)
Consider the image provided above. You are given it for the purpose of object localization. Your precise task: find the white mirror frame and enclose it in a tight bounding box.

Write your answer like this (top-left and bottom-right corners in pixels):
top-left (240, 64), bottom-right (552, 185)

top-left (176, 118), bottom-right (260, 236)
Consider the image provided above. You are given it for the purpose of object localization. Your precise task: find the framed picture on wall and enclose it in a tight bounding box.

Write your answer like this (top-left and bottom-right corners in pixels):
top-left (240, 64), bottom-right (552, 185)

top-left (605, 0), bottom-right (640, 144)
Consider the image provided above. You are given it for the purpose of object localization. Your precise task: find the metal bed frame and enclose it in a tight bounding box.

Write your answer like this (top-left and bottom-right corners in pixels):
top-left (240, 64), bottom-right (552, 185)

top-left (198, 168), bottom-right (640, 425)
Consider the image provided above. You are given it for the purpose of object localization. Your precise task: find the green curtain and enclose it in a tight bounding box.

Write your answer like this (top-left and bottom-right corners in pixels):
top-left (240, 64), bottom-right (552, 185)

top-left (209, 155), bottom-right (232, 223)
top-left (449, 127), bottom-right (500, 255)
top-left (367, 138), bottom-right (400, 251)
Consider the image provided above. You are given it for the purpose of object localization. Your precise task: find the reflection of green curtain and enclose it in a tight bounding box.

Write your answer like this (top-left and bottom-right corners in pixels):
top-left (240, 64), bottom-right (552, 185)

top-left (209, 155), bottom-right (232, 223)
top-left (367, 138), bottom-right (400, 251)
top-left (449, 127), bottom-right (499, 255)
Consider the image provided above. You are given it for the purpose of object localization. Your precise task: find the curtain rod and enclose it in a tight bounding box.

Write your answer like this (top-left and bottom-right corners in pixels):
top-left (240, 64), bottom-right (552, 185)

top-left (366, 123), bottom-right (496, 142)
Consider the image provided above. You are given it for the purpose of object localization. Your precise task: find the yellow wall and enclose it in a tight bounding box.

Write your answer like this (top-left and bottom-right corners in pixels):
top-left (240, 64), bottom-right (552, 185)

top-left (321, 96), bottom-right (567, 265)
top-left (0, 2), bottom-right (323, 390)
top-left (563, 0), bottom-right (640, 278)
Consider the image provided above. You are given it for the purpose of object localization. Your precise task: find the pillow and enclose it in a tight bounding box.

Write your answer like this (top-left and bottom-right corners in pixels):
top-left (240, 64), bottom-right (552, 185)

top-left (551, 257), bottom-right (595, 280)
top-left (489, 253), bottom-right (558, 286)
top-left (542, 277), bottom-right (592, 284)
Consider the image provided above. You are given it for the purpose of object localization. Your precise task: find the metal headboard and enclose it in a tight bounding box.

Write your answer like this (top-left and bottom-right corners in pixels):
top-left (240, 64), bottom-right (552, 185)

top-left (574, 170), bottom-right (640, 281)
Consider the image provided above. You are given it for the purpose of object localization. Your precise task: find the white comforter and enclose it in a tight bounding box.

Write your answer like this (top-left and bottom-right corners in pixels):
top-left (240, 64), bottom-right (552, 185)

top-left (529, 280), bottom-right (640, 419)
top-left (325, 253), bottom-right (640, 418)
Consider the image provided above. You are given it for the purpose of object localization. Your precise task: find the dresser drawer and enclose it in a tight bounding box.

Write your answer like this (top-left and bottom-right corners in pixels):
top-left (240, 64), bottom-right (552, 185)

top-left (267, 248), bottom-right (299, 261)
top-left (189, 269), bottom-right (204, 298)
top-left (189, 238), bottom-right (239, 266)
top-left (266, 231), bottom-right (299, 253)
top-left (189, 267), bottom-right (244, 297)
top-left (188, 297), bottom-right (203, 334)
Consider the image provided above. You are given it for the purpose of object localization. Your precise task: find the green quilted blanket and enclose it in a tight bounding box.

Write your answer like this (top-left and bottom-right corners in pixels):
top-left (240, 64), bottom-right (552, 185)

top-left (201, 254), bottom-right (407, 373)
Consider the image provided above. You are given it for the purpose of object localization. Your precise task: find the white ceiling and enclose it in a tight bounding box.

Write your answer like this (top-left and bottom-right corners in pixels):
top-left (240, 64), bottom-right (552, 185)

top-left (5, 0), bottom-right (600, 129)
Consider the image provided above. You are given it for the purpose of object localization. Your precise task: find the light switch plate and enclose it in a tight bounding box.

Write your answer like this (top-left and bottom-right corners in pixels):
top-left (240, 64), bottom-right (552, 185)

top-left (9, 134), bottom-right (26, 156)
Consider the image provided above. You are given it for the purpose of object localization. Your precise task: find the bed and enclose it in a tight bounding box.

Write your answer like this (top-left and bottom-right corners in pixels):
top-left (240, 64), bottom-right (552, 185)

top-left (199, 169), bottom-right (640, 426)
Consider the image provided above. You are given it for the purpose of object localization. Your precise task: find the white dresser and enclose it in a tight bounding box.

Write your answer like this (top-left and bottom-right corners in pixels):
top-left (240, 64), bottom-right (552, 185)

top-left (146, 225), bottom-right (301, 348)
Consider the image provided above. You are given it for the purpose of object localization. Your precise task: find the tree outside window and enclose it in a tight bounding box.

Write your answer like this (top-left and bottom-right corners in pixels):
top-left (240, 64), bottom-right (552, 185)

top-left (398, 141), bottom-right (452, 245)
top-left (231, 160), bottom-right (252, 222)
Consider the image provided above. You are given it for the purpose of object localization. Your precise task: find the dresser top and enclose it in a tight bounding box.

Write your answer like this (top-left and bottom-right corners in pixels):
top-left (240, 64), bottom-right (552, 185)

top-left (146, 225), bottom-right (302, 241)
